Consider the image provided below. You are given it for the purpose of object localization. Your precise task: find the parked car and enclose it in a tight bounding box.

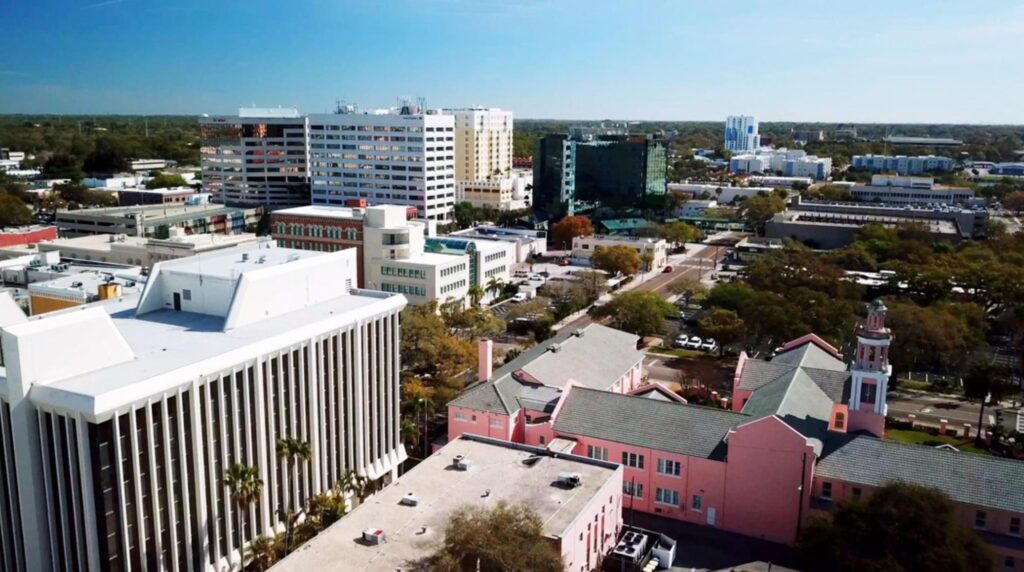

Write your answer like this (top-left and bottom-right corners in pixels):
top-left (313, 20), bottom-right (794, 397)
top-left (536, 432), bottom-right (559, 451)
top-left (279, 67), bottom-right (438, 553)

top-left (684, 336), bottom-right (703, 350)
top-left (700, 339), bottom-right (718, 353)
top-left (529, 274), bottom-right (545, 282)
top-left (662, 265), bottom-right (673, 273)
top-left (511, 293), bottom-right (529, 303)
top-left (558, 258), bottom-right (571, 266)
top-left (673, 335), bottom-right (689, 348)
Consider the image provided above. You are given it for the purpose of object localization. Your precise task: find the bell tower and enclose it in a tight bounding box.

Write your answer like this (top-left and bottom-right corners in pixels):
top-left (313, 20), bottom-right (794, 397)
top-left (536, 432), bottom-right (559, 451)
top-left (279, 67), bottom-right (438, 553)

top-left (847, 299), bottom-right (892, 436)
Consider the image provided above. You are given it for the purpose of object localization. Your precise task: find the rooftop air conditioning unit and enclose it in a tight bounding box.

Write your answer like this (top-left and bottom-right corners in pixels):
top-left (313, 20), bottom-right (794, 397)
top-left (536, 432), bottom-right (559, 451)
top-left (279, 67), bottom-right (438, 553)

top-left (453, 455), bottom-right (471, 471)
top-left (362, 528), bottom-right (385, 545)
top-left (557, 472), bottom-right (582, 488)
top-left (400, 493), bottom-right (420, 507)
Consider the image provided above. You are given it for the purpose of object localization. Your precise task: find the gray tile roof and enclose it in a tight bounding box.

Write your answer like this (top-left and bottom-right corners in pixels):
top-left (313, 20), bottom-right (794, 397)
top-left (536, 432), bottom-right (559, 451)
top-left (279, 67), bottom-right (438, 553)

top-left (552, 387), bottom-right (748, 459)
top-left (449, 324), bottom-right (642, 415)
top-left (771, 342), bottom-right (846, 371)
top-left (740, 369), bottom-right (835, 455)
top-left (736, 360), bottom-right (796, 392)
top-left (816, 435), bottom-right (1024, 514)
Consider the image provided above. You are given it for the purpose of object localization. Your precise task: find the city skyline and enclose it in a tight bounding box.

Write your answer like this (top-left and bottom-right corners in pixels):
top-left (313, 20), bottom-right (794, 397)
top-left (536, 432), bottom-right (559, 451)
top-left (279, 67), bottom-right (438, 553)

top-left (0, 0), bottom-right (1022, 123)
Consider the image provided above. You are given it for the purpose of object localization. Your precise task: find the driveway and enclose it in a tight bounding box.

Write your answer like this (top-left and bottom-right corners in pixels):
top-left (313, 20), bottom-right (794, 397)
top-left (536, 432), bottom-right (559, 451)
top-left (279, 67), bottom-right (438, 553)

top-left (624, 510), bottom-right (799, 571)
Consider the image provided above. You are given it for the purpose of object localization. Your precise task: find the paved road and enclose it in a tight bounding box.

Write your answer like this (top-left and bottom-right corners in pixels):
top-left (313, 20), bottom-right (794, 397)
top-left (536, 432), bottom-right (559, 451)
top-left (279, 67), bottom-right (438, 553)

top-left (887, 391), bottom-right (1020, 433)
top-left (556, 245), bottom-right (727, 333)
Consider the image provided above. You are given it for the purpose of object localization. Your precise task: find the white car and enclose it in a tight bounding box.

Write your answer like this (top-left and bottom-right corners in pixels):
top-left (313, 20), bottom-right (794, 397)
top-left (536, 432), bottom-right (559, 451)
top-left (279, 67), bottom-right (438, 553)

top-left (511, 293), bottom-right (529, 303)
top-left (529, 274), bottom-right (545, 282)
top-left (701, 339), bottom-right (718, 353)
top-left (673, 335), bottom-right (689, 348)
top-left (684, 336), bottom-right (702, 350)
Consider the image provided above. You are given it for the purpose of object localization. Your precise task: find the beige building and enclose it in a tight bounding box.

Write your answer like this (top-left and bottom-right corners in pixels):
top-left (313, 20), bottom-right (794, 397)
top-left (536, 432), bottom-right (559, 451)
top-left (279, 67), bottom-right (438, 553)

top-left (455, 171), bottom-right (532, 211)
top-left (449, 108), bottom-right (513, 181)
top-left (35, 228), bottom-right (261, 267)
top-left (571, 234), bottom-right (669, 270)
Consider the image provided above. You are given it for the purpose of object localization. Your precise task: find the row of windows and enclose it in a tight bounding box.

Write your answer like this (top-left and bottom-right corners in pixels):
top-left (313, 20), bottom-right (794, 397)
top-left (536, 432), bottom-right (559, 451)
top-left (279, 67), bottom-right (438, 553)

top-left (484, 265), bottom-right (507, 278)
top-left (441, 263), bottom-right (467, 277)
top-left (441, 279), bottom-right (467, 294)
top-left (381, 282), bottom-right (426, 297)
top-left (484, 251), bottom-right (505, 263)
top-left (309, 125), bottom-right (454, 133)
top-left (277, 222), bottom-right (359, 240)
top-left (381, 266), bottom-right (426, 279)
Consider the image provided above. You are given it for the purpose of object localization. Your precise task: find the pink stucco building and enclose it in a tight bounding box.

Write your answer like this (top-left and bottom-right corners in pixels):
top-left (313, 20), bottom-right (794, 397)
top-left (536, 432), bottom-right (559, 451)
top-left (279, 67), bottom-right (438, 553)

top-left (448, 304), bottom-right (1024, 570)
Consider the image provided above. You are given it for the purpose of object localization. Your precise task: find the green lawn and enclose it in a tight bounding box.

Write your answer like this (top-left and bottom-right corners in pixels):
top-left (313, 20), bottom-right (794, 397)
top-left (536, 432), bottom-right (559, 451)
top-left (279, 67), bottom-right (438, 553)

top-left (886, 428), bottom-right (991, 456)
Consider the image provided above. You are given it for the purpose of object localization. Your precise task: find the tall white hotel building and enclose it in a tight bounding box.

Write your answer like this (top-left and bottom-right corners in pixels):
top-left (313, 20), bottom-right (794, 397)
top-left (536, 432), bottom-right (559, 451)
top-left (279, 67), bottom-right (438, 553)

top-left (307, 106), bottom-right (457, 221)
top-left (0, 244), bottom-right (407, 571)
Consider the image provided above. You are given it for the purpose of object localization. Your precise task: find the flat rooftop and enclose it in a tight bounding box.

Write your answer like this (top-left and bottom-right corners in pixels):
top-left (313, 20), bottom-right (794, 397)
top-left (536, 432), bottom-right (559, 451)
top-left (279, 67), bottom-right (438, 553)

top-left (154, 243), bottom-right (319, 280)
top-left (272, 436), bottom-right (620, 572)
top-left (273, 205), bottom-right (365, 220)
top-left (28, 269), bottom-right (143, 296)
top-left (56, 203), bottom-right (257, 224)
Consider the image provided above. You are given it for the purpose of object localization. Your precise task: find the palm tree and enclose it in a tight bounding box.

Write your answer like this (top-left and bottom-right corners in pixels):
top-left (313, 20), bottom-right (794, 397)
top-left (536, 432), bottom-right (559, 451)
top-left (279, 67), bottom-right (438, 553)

top-left (486, 276), bottom-right (504, 298)
top-left (276, 438), bottom-right (312, 555)
top-left (223, 463), bottom-right (263, 571)
top-left (468, 284), bottom-right (485, 307)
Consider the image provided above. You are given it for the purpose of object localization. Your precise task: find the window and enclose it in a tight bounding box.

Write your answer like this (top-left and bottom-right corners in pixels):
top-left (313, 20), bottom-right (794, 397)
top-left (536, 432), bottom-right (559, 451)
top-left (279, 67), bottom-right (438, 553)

top-left (623, 481), bottom-right (643, 498)
top-left (657, 459), bottom-right (681, 477)
top-left (621, 452), bottom-right (644, 469)
top-left (489, 417), bottom-right (502, 429)
top-left (975, 510), bottom-right (987, 529)
top-left (691, 495), bottom-right (702, 511)
top-left (851, 487), bottom-right (861, 501)
top-left (587, 445), bottom-right (608, 462)
top-left (822, 482), bottom-right (833, 499)
top-left (655, 488), bottom-right (679, 506)
top-left (1005, 557), bottom-right (1016, 570)
top-left (454, 411), bottom-right (467, 421)
top-left (539, 436), bottom-right (545, 445)
top-left (834, 411), bottom-right (846, 431)
top-left (1011, 517), bottom-right (1021, 536)
top-left (182, 289), bottom-right (192, 301)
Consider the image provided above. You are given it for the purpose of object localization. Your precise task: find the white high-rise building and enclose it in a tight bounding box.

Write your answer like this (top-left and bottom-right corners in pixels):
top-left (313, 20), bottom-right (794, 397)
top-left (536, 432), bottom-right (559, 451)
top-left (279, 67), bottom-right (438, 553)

top-left (724, 115), bottom-right (761, 153)
top-left (0, 244), bottom-right (407, 572)
top-left (446, 108), bottom-right (513, 181)
top-left (307, 107), bottom-right (456, 221)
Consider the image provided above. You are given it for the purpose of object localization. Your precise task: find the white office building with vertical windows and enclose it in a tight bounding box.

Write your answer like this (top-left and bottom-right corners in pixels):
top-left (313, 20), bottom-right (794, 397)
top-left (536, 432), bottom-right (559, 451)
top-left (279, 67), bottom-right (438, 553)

top-left (0, 243), bottom-right (407, 572)
top-left (307, 107), bottom-right (457, 221)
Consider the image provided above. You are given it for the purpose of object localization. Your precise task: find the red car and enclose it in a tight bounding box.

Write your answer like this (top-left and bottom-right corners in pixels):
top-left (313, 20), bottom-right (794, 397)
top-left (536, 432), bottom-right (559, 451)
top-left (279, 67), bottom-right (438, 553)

top-left (662, 265), bottom-right (673, 273)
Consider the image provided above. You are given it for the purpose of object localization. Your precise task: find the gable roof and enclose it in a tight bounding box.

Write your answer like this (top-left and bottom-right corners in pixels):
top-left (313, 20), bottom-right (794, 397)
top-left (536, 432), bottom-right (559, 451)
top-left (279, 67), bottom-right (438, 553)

top-left (450, 324), bottom-right (643, 415)
top-left (817, 435), bottom-right (1024, 515)
top-left (553, 387), bottom-right (748, 459)
top-left (771, 339), bottom-right (845, 371)
top-left (740, 368), bottom-right (835, 455)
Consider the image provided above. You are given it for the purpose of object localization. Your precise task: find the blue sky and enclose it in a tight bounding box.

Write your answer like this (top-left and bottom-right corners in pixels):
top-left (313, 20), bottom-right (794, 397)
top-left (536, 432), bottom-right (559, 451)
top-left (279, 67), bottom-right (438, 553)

top-left (1, 0), bottom-right (1023, 123)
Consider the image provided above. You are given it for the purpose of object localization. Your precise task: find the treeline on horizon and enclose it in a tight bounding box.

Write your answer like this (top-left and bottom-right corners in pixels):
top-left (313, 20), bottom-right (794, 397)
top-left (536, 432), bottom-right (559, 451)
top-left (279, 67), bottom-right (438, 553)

top-left (0, 114), bottom-right (1021, 169)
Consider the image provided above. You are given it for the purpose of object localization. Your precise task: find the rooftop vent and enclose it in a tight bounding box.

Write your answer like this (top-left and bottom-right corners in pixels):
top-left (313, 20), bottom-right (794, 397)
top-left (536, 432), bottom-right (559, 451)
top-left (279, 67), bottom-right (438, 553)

top-left (573, 328), bottom-right (585, 337)
top-left (362, 528), bottom-right (385, 545)
top-left (400, 493), bottom-right (421, 507)
top-left (241, 253), bottom-right (249, 262)
top-left (453, 455), bottom-right (471, 471)
top-left (557, 472), bottom-right (582, 488)
top-left (547, 343), bottom-right (561, 353)
top-left (522, 455), bottom-right (543, 467)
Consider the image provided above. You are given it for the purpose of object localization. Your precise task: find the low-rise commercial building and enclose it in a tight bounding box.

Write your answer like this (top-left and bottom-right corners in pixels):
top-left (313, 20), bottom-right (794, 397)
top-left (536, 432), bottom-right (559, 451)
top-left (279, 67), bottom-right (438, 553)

top-left (766, 208), bottom-right (962, 249)
top-left (28, 268), bottom-right (144, 314)
top-left (271, 435), bottom-right (623, 572)
top-left (117, 187), bottom-right (199, 206)
top-left (744, 175), bottom-right (813, 188)
top-left (0, 225), bottom-right (57, 248)
top-left (679, 199), bottom-right (718, 217)
top-left (850, 174), bottom-right (975, 205)
top-left (571, 235), bottom-right (668, 270)
top-left (455, 174), bottom-right (532, 211)
top-left (991, 163), bottom-right (1024, 177)
top-left (448, 225), bottom-right (547, 263)
top-left (851, 154), bottom-right (955, 175)
top-left (668, 183), bottom-right (777, 204)
top-left (734, 237), bottom-right (784, 262)
top-left (35, 228), bottom-right (261, 267)
top-left (55, 203), bottom-right (263, 238)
